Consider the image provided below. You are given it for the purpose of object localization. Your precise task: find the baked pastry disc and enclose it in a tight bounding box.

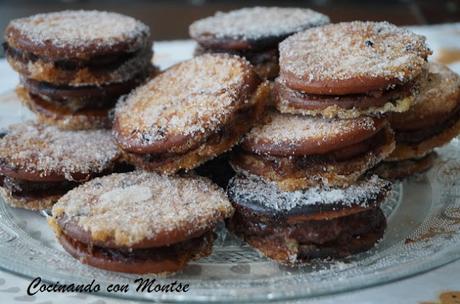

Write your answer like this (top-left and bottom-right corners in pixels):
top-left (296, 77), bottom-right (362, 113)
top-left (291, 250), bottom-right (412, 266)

top-left (49, 171), bottom-right (234, 274)
top-left (231, 111), bottom-right (395, 190)
top-left (4, 10), bottom-right (153, 86)
top-left (226, 174), bottom-right (391, 265)
top-left (279, 21), bottom-right (431, 95)
top-left (114, 53), bottom-right (270, 173)
top-left (387, 63), bottom-right (460, 161)
top-left (374, 152), bottom-right (437, 180)
top-left (0, 121), bottom-right (121, 210)
top-left (189, 7), bottom-right (329, 51)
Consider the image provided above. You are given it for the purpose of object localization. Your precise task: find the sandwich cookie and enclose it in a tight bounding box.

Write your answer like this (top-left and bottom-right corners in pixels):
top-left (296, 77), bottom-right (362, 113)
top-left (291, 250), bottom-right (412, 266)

top-left (4, 10), bottom-right (154, 129)
top-left (376, 63), bottom-right (460, 179)
top-left (114, 54), bottom-right (270, 174)
top-left (374, 152), bottom-right (437, 180)
top-left (226, 174), bottom-right (391, 265)
top-left (190, 7), bottom-right (329, 80)
top-left (276, 21), bottom-right (431, 118)
top-left (49, 171), bottom-right (234, 274)
top-left (230, 111), bottom-right (395, 191)
top-left (0, 122), bottom-right (122, 210)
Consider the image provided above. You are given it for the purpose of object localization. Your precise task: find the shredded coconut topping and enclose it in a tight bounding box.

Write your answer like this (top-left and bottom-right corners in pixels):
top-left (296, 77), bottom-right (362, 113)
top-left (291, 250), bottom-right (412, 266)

top-left (227, 174), bottom-right (391, 211)
top-left (6, 10), bottom-right (149, 53)
top-left (114, 54), bottom-right (257, 149)
top-left (279, 21), bottom-right (431, 83)
top-left (52, 171), bottom-right (234, 247)
top-left (0, 121), bottom-right (120, 179)
top-left (243, 111), bottom-right (378, 151)
top-left (190, 7), bottom-right (329, 43)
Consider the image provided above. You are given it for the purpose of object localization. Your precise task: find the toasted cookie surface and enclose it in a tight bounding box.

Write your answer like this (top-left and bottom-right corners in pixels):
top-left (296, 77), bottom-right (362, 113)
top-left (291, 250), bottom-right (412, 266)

top-left (389, 63), bottom-right (460, 131)
top-left (279, 21), bottom-right (431, 95)
top-left (374, 152), bottom-right (437, 180)
top-left (4, 10), bottom-right (150, 60)
top-left (113, 54), bottom-right (262, 154)
top-left (189, 7), bottom-right (329, 50)
top-left (241, 111), bottom-right (386, 156)
top-left (50, 171), bottom-right (234, 248)
top-left (0, 121), bottom-right (120, 181)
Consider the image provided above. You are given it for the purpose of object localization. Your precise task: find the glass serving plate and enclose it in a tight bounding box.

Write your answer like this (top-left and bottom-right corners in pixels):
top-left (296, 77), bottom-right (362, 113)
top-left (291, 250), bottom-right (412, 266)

top-left (1, 46), bottom-right (460, 302)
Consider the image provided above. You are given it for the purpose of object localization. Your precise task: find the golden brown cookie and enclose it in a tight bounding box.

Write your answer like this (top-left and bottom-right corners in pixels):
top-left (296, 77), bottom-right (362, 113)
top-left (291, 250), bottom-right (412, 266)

top-left (190, 7), bottom-right (329, 80)
top-left (231, 111), bottom-right (395, 190)
top-left (49, 171), bottom-right (234, 274)
top-left (374, 152), bottom-right (437, 180)
top-left (114, 54), bottom-right (270, 173)
top-left (279, 21), bottom-right (430, 95)
top-left (276, 21), bottom-right (430, 118)
top-left (387, 63), bottom-right (460, 161)
top-left (4, 10), bottom-right (152, 86)
top-left (0, 122), bottom-right (122, 210)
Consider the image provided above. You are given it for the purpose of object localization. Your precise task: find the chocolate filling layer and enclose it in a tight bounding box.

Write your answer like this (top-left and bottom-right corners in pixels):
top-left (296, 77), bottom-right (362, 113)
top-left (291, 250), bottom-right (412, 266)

top-left (275, 78), bottom-right (416, 111)
top-left (239, 126), bottom-right (388, 175)
top-left (58, 230), bottom-right (213, 274)
top-left (396, 105), bottom-right (460, 144)
top-left (227, 206), bottom-right (386, 261)
top-left (3, 42), bottom-right (147, 71)
top-left (21, 73), bottom-right (147, 110)
top-left (0, 175), bottom-right (77, 199)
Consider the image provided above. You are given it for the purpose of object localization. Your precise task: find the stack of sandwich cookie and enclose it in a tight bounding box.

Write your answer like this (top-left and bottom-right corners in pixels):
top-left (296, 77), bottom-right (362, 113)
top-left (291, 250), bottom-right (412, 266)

top-left (189, 7), bottom-right (329, 80)
top-left (0, 122), bottom-right (122, 210)
top-left (3, 10), bottom-right (153, 129)
top-left (227, 174), bottom-right (390, 265)
top-left (231, 111), bottom-right (395, 191)
top-left (375, 62), bottom-right (460, 179)
top-left (226, 21), bottom-right (434, 264)
top-left (49, 171), bottom-right (234, 274)
top-left (276, 21), bottom-right (431, 119)
top-left (113, 54), bottom-right (270, 173)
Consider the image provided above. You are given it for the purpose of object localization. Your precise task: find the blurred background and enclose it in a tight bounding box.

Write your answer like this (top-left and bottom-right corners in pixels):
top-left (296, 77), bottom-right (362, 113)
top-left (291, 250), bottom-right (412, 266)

top-left (1, 0), bottom-right (460, 57)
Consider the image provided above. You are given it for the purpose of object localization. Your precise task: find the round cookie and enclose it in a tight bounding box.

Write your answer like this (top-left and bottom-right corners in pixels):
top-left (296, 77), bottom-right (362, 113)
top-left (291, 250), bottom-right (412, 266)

top-left (279, 21), bottom-right (431, 95)
top-left (114, 54), bottom-right (270, 173)
top-left (190, 7), bottom-right (329, 80)
top-left (0, 122), bottom-right (122, 210)
top-left (374, 152), bottom-right (437, 180)
top-left (16, 86), bottom-right (112, 130)
top-left (4, 10), bottom-right (152, 86)
top-left (49, 171), bottom-right (234, 274)
top-left (226, 174), bottom-right (390, 265)
top-left (231, 111), bottom-right (395, 190)
top-left (189, 7), bottom-right (329, 51)
top-left (387, 63), bottom-right (460, 161)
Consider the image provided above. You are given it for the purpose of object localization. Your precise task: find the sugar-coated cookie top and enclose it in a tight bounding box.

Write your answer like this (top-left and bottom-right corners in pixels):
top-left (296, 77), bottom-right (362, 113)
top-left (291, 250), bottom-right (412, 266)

top-left (52, 171), bottom-right (234, 248)
top-left (5, 10), bottom-right (150, 59)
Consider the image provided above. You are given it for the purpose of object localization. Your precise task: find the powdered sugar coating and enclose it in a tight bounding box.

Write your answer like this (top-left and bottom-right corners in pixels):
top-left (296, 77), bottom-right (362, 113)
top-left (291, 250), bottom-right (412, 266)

top-left (52, 171), bottom-right (234, 247)
top-left (114, 54), bottom-right (259, 151)
top-left (5, 10), bottom-right (150, 58)
top-left (0, 121), bottom-right (120, 180)
top-left (242, 111), bottom-right (380, 154)
top-left (280, 21), bottom-right (431, 84)
top-left (227, 174), bottom-right (391, 212)
top-left (190, 7), bottom-right (329, 47)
